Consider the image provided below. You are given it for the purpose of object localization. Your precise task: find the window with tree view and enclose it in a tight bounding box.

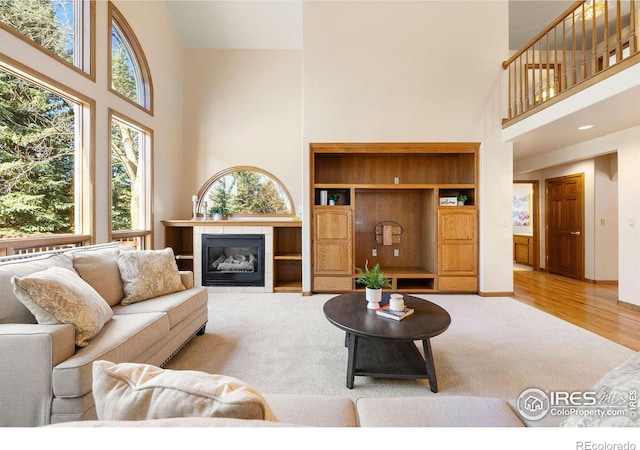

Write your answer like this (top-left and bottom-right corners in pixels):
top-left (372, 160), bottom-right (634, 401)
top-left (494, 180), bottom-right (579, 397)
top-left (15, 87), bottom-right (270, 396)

top-left (111, 117), bottom-right (148, 232)
top-left (0, 0), bottom-right (90, 73)
top-left (201, 168), bottom-right (293, 217)
top-left (0, 68), bottom-right (78, 237)
top-left (110, 8), bottom-right (150, 110)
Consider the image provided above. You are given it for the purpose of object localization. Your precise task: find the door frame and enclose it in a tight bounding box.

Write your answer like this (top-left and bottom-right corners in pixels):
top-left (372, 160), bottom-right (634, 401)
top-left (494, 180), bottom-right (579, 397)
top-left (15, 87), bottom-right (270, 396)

top-left (513, 180), bottom-right (540, 270)
top-left (544, 173), bottom-right (585, 280)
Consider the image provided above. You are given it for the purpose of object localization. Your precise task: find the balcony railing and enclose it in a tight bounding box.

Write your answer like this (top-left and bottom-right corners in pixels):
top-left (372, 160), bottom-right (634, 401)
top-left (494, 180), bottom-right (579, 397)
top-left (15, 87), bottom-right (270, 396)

top-left (502, 0), bottom-right (638, 124)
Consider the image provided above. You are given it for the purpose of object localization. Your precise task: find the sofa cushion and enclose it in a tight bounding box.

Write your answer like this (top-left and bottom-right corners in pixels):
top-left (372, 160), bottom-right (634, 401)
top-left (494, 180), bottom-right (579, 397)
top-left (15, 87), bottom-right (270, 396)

top-left (12, 266), bottom-right (113, 347)
top-left (0, 253), bottom-right (74, 324)
top-left (92, 360), bottom-right (277, 422)
top-left (561, 351), bottom-right (640, 427)
top-left (264, 394), bottom-right (357, 427)
top-left (52, 312), bottom-right (169, 398)
top-left (116, 248), bottom-right (185, 305)
top-left (69, 245), bottom-right (131, 307)
top-left (356, 396), bottom-right (525, 427)
top-left (112, 287), bottom-right (208, 329)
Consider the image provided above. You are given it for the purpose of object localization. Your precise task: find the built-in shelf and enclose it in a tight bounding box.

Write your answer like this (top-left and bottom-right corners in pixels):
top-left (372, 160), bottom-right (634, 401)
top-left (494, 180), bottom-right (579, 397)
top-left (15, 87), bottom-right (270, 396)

top-left (162, 219), bottom-right (302, 293)
top-left (311, 142), bottom-right (479, 294)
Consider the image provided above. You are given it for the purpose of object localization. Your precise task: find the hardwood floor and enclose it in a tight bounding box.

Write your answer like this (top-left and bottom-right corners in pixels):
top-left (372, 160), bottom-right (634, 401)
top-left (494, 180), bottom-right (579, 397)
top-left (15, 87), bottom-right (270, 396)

top-left (513, 269), bottom-right (640, 351)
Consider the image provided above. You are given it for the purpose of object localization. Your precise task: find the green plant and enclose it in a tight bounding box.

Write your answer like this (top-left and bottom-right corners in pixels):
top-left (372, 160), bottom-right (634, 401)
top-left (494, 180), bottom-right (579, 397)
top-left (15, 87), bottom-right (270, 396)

top-left (328, 194), bottom-right (340, 202)
top-left (457, 193), bottom-right (468, 203)
top-left (209, 206), bottom-right (225, 215)
top-left (355, 260), bottom-right (392, 289)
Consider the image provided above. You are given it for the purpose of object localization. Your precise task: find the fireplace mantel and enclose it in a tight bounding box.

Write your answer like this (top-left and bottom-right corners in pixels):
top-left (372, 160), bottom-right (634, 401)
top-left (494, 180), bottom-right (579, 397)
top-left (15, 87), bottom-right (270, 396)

top-left (162, 219), bottom-right (302, 293)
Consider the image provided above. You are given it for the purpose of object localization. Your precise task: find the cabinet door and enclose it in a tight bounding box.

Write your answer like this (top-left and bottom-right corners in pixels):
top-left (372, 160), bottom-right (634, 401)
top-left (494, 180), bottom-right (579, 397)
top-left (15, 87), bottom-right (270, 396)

top-left (313, 208), bottom-right (353, 275)
top-left (438, 208), bottom-right (478, 291)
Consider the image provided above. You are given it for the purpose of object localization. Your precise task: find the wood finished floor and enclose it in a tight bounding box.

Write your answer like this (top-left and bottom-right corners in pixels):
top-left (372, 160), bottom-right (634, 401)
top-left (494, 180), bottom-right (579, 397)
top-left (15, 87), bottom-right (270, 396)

top-left (512, 269), bottom-right (640, 351)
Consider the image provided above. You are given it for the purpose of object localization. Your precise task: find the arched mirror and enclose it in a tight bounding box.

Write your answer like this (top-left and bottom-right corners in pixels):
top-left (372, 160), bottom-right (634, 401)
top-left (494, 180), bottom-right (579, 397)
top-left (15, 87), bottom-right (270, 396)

top-left (197, 167), bottom-right (293, 218)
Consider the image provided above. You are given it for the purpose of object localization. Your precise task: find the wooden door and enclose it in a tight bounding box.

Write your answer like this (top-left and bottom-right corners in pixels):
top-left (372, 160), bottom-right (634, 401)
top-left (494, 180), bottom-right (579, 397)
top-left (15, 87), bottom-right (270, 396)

top-left (313, 208), bottom-right (353, 282)
top-left (546, 174), bottom-right (584, 280)
top-left (438, 208), bottom-right (478, 291)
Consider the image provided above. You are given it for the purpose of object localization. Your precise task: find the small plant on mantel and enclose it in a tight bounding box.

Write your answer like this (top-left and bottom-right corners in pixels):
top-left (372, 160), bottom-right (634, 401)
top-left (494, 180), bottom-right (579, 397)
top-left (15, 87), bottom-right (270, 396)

top-left (457, 193), bottom-right (468, 205)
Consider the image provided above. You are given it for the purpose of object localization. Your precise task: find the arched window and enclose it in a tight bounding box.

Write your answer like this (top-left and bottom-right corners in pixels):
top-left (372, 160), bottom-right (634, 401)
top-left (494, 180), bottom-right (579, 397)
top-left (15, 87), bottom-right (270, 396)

top-left (198, 167), bottom-right (294, 218)
top-left (109, 3), bottom-right (152, 112)
top-left (0, 0), bottom-right (93, 76)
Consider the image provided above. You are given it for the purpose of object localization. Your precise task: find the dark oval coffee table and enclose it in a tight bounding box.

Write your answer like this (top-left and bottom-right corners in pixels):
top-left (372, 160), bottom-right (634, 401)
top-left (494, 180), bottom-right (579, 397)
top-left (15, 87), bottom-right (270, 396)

top-left (323, 292), bottom-right (451, 392)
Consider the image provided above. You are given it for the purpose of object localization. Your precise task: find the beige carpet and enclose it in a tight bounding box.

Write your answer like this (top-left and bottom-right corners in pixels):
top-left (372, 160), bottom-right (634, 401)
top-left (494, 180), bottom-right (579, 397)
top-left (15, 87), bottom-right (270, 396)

top-left (165, 293), bottom-right (635, 402)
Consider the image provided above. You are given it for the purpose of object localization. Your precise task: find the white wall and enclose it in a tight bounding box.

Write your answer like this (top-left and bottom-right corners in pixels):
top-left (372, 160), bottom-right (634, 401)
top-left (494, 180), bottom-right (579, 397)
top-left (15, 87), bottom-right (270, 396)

top-left (302, 1), bottom-right (513, 294)
top-left (182, 49), bottom-right (303, 213)
top-left (594, 154), bottom-right (618, 282)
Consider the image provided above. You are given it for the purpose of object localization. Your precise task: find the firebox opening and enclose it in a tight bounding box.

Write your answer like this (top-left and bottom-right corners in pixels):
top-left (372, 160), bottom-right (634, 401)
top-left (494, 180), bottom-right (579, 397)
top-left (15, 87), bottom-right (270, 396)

top-left (201, 234), bottom-right (265, 287)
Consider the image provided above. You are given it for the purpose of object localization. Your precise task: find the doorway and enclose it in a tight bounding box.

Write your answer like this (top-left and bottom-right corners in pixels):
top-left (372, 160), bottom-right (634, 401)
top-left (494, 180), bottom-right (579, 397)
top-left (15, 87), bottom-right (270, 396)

top-left (545, 173), bottom-right (584, 280)
top-left (513, 181), bottom-right (539, 270)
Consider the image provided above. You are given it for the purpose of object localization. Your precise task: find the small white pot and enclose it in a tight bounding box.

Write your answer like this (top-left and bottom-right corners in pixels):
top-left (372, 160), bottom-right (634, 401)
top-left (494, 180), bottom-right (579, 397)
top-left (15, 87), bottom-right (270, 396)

top-left (365, 287), bottom-right (382, 309)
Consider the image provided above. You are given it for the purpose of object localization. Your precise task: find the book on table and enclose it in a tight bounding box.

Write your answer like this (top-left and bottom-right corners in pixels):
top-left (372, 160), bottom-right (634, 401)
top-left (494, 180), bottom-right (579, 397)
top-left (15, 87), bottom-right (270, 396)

top-left (376, 304), bottom-right (414, 321)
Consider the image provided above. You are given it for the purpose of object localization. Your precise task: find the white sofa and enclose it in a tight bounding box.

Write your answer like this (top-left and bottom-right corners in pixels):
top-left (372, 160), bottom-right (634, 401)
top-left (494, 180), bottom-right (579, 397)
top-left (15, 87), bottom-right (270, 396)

top-left (0, 244), bottom-right (208, 426)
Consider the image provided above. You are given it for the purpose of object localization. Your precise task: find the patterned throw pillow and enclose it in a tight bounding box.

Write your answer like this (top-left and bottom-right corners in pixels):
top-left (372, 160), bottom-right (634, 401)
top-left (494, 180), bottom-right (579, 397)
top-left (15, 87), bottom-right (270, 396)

top-left (561, 352), bottom-right (640, 427)
top-left (115, 248), bottom-right (186, 305)
top-left (92, 360), bottom-right (278, 422)
top-left (11, 266), bottom-right (113, 347)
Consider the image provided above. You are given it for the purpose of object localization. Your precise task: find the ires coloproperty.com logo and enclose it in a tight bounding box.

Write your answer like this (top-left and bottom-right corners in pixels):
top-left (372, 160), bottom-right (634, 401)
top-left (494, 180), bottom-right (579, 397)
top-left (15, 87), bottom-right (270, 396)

top-left (516, 387), bottom-right (638, 421)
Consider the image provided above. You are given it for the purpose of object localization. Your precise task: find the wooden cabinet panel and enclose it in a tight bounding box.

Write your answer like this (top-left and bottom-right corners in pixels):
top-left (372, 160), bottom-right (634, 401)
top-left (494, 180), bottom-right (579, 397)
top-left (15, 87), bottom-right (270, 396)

top-left (313, 276), bottom-right (353, 291)
top-left (438, 208), bottom-right (478, 291)
top-left (313, 208), bottom-right (352, 275)
top-left (316, 208), bottom-right (351, 240)
top-left (513, 235), bottom-right (533, 266)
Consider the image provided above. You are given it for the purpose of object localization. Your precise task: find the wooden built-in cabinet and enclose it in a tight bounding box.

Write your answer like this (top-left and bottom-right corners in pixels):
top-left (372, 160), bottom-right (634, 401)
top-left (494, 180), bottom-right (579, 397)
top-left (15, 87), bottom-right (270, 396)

top-left (162, 220), bottom-right (303, 292)
top-left (513, 235), bottom-right (534, 266)
top-left (311, 143), bottom-right (479, 293)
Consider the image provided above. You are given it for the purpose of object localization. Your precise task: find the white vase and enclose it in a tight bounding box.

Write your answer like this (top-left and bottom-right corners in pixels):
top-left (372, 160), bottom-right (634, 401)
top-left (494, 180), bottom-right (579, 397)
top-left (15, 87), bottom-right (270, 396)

top-left (365, 287), bottom-right (382, 309)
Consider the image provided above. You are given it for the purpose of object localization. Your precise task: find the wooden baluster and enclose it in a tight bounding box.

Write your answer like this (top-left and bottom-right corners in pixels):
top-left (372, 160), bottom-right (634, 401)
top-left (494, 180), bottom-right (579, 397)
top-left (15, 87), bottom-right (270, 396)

top-left (630, 0), bottom-right (637, 54)
top-left (581, 2), bottom-right (587, 80)
top-left (507, 63), bottom-right (513, 119)
top-left (525, 50), bottom-right (530, 109)
top-left (554, 26), bottom-right (559, 94)
top-left (616, 0), bottom-right (622, 63)
top-left (592, 0), bottom-right (598, 75)
top-left (545, 33), bottom-right (550, 100)
top-left (604, 0), bottom-right (610, 69)
top-left (563, 16), bottom-right (568, 90)
top-left (572, 8), bottom-right (577, 86)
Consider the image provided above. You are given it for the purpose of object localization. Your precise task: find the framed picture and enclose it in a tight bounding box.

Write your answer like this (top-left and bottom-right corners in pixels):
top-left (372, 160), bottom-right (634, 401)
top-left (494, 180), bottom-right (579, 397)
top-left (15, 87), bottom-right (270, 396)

top-left (513, 193), bottom-right (531, 226)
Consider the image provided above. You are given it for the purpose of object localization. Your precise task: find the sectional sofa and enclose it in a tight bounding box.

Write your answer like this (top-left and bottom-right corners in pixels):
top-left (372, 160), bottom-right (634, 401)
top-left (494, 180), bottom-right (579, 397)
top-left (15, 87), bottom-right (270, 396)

top-left (0, 244), bottom-right (208, 426)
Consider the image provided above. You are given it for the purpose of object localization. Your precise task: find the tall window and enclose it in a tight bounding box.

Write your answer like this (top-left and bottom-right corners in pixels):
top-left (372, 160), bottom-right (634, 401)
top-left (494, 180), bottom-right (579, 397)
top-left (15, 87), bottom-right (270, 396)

top-left (0, 0), bottom-right (93, 75)
top-left (110, 114), bottom-right (151, 244)
top-left (0, 65), bottom-right (86, 238)
top-left (109, 4), bottom-right (152, 112)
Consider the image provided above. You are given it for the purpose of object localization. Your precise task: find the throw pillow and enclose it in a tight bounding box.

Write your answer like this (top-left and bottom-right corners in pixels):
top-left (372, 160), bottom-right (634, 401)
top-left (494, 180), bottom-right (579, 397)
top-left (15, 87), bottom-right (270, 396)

top-left (11, 266), bottom-right (113, 347)
top-left (92, 360), bottom-right (278, 422)
top-left (115, 248), bottom-right (185, 305)
top-left (561, 352), bottom-right (640, 427)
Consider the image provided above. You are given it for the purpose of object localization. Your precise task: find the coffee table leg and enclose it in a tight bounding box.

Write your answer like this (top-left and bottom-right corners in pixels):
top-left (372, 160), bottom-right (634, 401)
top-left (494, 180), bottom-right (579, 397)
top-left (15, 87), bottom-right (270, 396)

top-left (346, 332), bottom-right (358, 389)
top-left (422, 339), bottom-right (438, 393)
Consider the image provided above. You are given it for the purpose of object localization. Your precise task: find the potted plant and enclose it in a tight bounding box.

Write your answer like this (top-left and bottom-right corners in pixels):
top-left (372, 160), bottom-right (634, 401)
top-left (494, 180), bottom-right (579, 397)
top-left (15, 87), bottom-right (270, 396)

top-left (328, 194), bottom-right (340, 206)
top-left (209, 206), bottom-right (226, 221)
top-left (457, 193), bottom-right (468, 206)
top-left (355, 260), bottom-right (392, 309)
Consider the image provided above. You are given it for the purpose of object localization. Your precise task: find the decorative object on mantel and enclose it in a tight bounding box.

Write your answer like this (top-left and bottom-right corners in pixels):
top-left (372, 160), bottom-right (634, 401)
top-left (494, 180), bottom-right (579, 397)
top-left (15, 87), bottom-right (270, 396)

top-left (328, 194), bottom-right (339, 206)
top-left (457, 194), bottom-right (468, 206)
top-left (374, 221), bottom-right (403, 246)
top-left (209, 206), bottom-right (225, 221)
top-left (355, 260), bottom-right (392, 309)
top-left (191, 195), bottom-right (199, 220)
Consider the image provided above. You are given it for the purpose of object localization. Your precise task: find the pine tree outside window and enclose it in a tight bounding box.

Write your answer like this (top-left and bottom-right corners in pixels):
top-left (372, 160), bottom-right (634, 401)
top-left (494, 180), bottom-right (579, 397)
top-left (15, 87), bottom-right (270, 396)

top-left (0, 66), bottom-right (87, 238)
top-left (109, 4), bottom-right (152, 112)
top-left (0, 0), bottom-right (93, 76)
